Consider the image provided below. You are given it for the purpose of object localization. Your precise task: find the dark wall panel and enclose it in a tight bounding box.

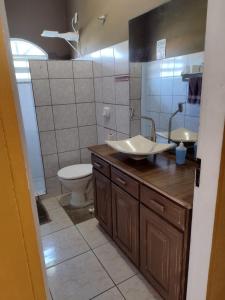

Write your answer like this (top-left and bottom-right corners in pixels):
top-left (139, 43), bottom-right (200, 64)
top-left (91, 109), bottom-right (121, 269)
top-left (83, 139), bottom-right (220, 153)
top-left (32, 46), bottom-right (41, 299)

top-left (129, 0), bottom-right (208, 62)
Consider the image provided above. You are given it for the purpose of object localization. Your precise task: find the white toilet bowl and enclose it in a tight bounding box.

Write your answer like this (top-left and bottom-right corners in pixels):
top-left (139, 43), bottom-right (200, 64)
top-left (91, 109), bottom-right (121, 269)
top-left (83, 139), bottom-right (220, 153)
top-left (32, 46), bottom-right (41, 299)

top-left (57, 164), bottom-right (93, 208)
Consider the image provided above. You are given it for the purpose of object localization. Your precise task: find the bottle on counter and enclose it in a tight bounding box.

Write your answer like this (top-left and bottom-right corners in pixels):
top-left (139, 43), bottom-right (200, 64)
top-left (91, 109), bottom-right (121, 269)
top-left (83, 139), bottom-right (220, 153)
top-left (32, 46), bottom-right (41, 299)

top-left (176, 141), bottom-right (187, 165)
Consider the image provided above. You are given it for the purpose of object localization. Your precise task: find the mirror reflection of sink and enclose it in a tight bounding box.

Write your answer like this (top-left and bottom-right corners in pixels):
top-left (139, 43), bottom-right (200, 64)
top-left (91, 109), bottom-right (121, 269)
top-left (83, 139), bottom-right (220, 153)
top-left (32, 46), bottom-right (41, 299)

top-left (156, 128), bottom-right (198, 143)
top-left (106, 135), bottom-right (175, 160)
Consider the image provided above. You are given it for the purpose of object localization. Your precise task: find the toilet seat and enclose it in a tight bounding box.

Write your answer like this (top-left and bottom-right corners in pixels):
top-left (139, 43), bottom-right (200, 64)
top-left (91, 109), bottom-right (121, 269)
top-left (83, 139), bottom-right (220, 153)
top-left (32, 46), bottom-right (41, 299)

top-left (57, 164), bottom-right (92, 180)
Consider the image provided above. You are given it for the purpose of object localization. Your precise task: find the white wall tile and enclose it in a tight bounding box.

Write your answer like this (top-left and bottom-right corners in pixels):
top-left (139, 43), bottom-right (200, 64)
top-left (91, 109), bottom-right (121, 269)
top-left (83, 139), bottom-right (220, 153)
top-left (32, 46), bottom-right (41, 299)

top-left (101, 47), bottom-right (115, 76)
top-left (58, 150), bottom-right (81, 168)
top-left (174, 55), bottom-right (187, 76)
top-left (77, 103), bottom-right (96, 126)
top-left (96, 103), bottom-right (104, 126)
top-left (185, 103), bottom-right (200, 117)
top-left (53, 104), bottom-right (77, 129)
top-left (146, 60), bottom-right (161, 78)
top-left (81, 148), bottom-right (91, 163)
top-left (117, 132), bottom-right (129, 140)
top-left (116, 105), bottom-right (130, 135)
top-left (97, 126), bottom-right (105, 144)
top-left (43, 154), bottom-right (59, 178)
top-left (114, 41), bottom-right (129, 75)
top-left (29, 61), bottom-right (48, 79)
top-left (173, 77), bottom-right (188, 95)
top-left (115, 81), bottom-right (129, 105)
top-left (172, 114), bottom-right (185, 130)
top-left (48, 61), bottom-right (73, 78)
top-left (185, 116), bottom-right (200, 132)
top-left (40, 131), bottom-right (57, 155)
top-left (94, 78), bottom-right (103, 102)
top-left (75, 78), bottom-right (94, 102)
top-left (56, 128), bottom-right (79, 152)
top-left (146, 95), bottom-right (161, 112)
top-left (32, 79), bottom-right (51, 106)
top-left (160, 57), bottom-right (174, 77)
top-left (36, 106), bottom-right (54, 131)
top-left (102, 77), bottom-right (115, 103)
top-left (73, 61), bottom-right (93, 78)
top-left (50, 79), bottom-right (75, 105)
top-left (161, 77), bottom-right (173, 95)
top-left (130, 119), bottom-right (141, 137)
top-left (91, 51), bottom-right (102, 77)
top-left (159, 113), bottom-right (170, 131)
top-left (160, 95), bottom-right (173, 113)
top-left (79, 126), bottom-right (97, 148)
top-left (147, 78), bottom-right (161, 96)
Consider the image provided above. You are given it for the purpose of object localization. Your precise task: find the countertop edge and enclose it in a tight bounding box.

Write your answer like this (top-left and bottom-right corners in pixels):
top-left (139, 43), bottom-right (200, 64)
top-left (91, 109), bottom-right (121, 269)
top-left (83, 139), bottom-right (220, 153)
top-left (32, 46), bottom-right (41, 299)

top-left (89, 145), bottom-right (193, 210)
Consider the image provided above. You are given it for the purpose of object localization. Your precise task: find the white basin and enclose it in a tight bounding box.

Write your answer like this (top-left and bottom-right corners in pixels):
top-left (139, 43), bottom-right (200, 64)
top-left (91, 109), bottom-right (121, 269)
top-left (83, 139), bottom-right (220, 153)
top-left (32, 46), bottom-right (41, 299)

top-left (106, 135), bottom-right (175, 160)
top-left (156, 128), bottom-right (198, 143)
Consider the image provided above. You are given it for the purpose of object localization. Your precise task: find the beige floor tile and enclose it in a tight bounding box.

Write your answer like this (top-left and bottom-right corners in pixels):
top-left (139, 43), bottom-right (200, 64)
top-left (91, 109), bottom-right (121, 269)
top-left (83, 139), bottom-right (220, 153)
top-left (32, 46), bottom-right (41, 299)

top-left (42, 226), bottom-right (90, 268)
top-left (47, 251), bottom-right (114, 300)
top-left (118, 274), bottom-right (162, 300)
top-left (76, 218), bottom-right (110, 249)
top-left (40, 207), bottom-right (73, 237)
top-left (41, 196), bottom-right (61, 211)
top-left (93, 242), bottom-right (138, 284)
top-left (92, 287), bottom-right (124, 300)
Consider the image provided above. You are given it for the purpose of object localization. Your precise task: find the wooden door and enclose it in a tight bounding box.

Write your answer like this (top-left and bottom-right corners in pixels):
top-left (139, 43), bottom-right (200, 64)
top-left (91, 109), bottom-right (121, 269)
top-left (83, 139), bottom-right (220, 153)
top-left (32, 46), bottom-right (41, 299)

top-left (112, 183), bottom-right (139, 266)
top-left (93, 169), bottom-right (112, 236)
top-left (140, 204), bottom-right (183, 300)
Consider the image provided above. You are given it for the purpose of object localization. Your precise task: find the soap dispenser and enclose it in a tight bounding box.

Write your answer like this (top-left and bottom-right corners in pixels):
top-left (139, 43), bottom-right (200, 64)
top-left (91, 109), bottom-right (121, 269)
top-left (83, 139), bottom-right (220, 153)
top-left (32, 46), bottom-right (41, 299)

top-left (176, 141), bottom-right (187, 165)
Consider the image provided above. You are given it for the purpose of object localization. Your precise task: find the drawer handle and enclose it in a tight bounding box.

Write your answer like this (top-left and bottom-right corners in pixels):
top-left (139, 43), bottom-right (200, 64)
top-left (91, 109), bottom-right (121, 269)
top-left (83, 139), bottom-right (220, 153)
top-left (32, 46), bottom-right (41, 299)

top-left (94, 162), bottom-right (102, 169)
top-left (116, 177), bottom-right (127, 186)
top-left (150, 199), bottom-right (165, 213)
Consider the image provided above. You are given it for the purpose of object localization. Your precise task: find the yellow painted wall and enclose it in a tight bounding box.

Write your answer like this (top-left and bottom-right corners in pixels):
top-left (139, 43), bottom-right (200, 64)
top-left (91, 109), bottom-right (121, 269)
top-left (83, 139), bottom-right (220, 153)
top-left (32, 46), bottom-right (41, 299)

top-left (67, 0), bottom-right (169, 55)
top-left (0, 4), bottom-right (47, 300)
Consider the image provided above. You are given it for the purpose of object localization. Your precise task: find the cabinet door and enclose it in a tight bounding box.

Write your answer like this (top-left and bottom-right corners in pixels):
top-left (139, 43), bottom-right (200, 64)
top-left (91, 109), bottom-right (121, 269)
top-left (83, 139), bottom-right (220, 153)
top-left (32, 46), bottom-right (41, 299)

top-left (140, 204), bottom-right (183, 300)
top-left (112, 183), bottom-right (139, 266)
top-left (93, 169), bottom-right (112, 236)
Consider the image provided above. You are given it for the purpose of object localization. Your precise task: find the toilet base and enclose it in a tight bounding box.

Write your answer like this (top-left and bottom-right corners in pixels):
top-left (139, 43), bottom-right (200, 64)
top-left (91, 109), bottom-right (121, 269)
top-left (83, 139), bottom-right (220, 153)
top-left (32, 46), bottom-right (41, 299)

top-left (69, 191), bottom-right (93, 208)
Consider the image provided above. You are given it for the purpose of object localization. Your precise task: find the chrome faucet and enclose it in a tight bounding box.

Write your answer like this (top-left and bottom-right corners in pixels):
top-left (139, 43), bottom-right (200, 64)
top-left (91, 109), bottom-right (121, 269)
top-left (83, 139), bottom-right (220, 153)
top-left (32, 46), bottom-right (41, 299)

top-left (141, 116), bottom-right (156, 142)
top-left (168, 102), bottom-right (186, 143)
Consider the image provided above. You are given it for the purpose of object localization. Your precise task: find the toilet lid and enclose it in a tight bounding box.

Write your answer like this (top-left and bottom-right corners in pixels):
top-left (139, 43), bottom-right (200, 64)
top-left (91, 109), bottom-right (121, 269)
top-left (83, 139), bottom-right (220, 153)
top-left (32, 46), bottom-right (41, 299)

top-left (58, 164), bottom-right (93, 180)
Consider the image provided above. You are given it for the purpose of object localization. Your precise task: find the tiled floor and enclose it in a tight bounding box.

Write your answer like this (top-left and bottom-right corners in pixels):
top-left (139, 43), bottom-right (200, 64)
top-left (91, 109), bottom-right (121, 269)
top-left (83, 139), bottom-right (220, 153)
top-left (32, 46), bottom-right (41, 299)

top-left (41, 196), bottom-right (162, 300)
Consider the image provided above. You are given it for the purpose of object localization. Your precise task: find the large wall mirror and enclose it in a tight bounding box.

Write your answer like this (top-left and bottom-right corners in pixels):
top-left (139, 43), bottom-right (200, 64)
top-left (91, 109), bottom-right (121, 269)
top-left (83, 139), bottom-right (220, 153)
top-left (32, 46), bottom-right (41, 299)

top-left (129, 0), bottom-right (207, 158)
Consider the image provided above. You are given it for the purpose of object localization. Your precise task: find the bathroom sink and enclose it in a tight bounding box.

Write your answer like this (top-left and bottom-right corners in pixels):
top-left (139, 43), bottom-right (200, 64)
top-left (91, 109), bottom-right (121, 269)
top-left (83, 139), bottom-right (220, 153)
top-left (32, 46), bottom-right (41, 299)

top-left (156, 128), bottom-right (198, 143)
top-left (106, 135), bottom-right (175, 160)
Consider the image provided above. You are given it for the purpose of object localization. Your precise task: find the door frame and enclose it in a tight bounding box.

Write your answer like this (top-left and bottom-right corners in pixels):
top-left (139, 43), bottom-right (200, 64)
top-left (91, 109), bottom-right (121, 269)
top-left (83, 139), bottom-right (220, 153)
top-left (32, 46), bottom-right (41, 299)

top-left (0, 2), bottom-right (48, 299)
top-left (186, 0), bottom-right (225, 299)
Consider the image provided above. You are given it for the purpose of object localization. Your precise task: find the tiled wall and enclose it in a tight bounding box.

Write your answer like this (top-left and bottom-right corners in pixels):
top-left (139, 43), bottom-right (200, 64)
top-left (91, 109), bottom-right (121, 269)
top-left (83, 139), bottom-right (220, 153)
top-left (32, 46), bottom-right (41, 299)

top-left (30, 60), bottom-right (97, 198)
top-left (85, 41), bottom-right (131, 142)
top-left (141, 52), bottom-right (204, 137)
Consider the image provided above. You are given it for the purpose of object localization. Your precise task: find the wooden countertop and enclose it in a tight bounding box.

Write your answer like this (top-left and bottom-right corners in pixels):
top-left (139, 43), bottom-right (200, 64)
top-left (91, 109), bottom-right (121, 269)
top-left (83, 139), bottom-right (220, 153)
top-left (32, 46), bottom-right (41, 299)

top-left (89, 144), bottom-right (196, 209)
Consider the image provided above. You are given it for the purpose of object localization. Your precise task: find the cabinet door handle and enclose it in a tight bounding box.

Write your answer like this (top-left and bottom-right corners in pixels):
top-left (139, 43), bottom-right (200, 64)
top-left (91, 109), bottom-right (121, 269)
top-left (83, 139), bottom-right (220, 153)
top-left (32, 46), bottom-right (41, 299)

top-left (116, 177), bottom-right (127, 186)
top-left (94, 162), bottom-right (102, 169)
top-left (150, 199), bottom-right (165, 213)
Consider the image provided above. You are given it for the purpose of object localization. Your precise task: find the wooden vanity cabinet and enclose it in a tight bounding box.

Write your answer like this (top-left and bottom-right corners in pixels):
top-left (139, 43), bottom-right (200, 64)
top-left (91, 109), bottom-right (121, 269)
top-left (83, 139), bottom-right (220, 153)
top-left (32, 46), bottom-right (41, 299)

top-left (112, 183), bottom-right (139, 266)
top-left (91, 152), bottom-right (192, 300)
top-left (140, 204), bottom-right (183, 300)
top-left (93, 169), bottom-right (112, 236)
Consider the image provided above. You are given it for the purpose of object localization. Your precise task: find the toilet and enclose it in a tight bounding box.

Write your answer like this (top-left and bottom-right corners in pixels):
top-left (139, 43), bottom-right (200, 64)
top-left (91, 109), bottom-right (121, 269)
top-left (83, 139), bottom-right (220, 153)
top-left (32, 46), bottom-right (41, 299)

top-left (57, 164), bottom-right (93, 208)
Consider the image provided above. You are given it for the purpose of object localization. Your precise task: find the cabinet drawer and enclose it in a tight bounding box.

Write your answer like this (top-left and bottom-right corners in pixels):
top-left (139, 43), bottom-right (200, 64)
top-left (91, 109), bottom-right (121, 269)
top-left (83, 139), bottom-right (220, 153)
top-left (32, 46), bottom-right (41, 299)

top-left (92, 154), bottom-right (110, 178)
top-left (111, 167), bottom-right (139, 199)
top-left (140, 185), bottom-right (186, 231)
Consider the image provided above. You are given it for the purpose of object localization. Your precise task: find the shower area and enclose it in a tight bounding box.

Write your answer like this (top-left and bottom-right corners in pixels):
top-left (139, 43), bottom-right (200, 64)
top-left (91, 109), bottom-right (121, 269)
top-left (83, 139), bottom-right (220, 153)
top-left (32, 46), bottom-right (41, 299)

top-left (11, 38), bottom-right (47, 196)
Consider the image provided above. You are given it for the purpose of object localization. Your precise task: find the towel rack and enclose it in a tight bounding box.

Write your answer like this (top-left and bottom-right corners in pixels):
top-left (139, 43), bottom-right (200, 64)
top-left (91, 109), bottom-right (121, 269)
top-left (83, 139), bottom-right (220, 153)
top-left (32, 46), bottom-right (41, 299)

top-left (181, 72), bottom-right (202, 82)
